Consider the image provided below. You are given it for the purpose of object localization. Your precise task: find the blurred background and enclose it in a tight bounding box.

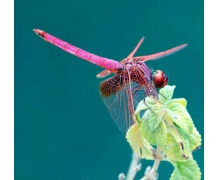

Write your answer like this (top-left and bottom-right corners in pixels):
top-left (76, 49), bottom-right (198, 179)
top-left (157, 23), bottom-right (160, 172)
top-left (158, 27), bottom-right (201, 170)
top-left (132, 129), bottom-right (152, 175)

top-left (15, 0), bottom-right (203, 179)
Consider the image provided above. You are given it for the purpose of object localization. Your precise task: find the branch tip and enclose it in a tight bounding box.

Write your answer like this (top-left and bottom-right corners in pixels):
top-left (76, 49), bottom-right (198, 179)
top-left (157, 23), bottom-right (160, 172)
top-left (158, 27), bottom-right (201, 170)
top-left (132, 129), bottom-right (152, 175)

top-left (118, 173), bottom-right (126, 180)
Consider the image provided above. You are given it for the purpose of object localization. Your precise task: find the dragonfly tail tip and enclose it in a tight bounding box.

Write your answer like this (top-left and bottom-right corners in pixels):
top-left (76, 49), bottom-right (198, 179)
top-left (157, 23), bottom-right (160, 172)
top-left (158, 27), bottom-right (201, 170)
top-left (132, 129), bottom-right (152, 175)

top-left (182, 43), bottom-right (188, 48)
top-left (33, 29), bottom-right (46, 38)
top-left (33, 29), bottom-right (38, 33)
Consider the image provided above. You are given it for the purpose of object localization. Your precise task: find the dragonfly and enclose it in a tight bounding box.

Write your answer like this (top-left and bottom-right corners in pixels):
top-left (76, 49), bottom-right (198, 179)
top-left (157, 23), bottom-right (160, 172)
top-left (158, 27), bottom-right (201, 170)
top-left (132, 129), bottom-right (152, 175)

top-left (34, 29), bottom-right (187, 154)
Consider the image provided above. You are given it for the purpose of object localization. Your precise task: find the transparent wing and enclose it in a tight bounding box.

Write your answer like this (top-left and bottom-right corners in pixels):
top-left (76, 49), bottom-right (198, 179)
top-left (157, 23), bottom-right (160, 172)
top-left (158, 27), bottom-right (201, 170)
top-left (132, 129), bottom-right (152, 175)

top-left (96, 69), bottom-right (112, 78)
top-left (99, 72), bottom-right (158, 134)
top-left (96, 37), bottom-right (145, 78)
top-left (133, 44), bottom-right (188, 62)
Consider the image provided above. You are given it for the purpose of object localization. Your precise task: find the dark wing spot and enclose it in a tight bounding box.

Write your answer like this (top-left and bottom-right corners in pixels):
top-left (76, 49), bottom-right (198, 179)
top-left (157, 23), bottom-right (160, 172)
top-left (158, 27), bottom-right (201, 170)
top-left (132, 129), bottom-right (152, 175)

top-left (99, 75), bottom-right (123, 97)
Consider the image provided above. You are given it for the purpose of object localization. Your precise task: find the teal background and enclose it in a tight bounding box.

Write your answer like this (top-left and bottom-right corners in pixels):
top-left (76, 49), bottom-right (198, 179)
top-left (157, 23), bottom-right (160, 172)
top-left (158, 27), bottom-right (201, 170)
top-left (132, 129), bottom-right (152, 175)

top-left (15, 0), bottom-right (204, 179)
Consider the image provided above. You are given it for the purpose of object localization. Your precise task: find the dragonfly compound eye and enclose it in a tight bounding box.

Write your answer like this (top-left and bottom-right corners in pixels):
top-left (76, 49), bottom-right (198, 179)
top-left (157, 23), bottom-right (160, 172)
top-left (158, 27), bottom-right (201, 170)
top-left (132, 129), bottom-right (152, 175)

top-left (152, 70), bottom-right (168, 88)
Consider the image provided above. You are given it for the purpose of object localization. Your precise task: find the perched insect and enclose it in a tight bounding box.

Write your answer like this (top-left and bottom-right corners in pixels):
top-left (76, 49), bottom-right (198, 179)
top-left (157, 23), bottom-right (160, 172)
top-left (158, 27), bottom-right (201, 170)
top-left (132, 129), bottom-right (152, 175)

top-left (34, 29), bottom-right (187, 154)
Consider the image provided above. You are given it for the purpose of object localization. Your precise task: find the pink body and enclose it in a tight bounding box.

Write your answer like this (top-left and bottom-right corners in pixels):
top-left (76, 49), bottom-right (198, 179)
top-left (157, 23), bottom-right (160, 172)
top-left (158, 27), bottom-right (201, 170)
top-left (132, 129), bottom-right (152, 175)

top-left (34, 29), bottom-right (188, 154)
top-left (42, 31), bottom-right (123, 72)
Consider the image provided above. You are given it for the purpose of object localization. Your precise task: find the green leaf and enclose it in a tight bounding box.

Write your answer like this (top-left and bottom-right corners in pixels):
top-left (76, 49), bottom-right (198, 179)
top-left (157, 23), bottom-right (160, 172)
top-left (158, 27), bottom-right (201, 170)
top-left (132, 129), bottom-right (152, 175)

top-left (167, 108), bottom-right (189, 135)
top-left (144, 96), bottom-right (158, 107)
top-left (163, 112), bottom-right (191, 159)
top-left (146, 105), bottom-right (165, 131)
top-left (163, 129), bottom-right (189, 161)
top-left (170, 168), bottom-right (182, 180)
top-left (159, 85), bottom-right (176, 104)
top-left (140, 114), bottom-right (167, 148)
top-left (187, 126), bottom-right (202, 151)
top-left (162, 133), bottom-right (184, 161)
top-left (176, 127), bottom-right (191, 159)
top-left (135, 100), bottom-right (148, 121)
top-left (133, 84), bottom-right (202, 176)
top-left (163, 112), bottom-right (182, 144)
top-left (135, 99), bottom-right (148, 114)
top-left (169, 98), bottom-right (187, 107)
top-left (135, 96), bottom-right (162, 124)
top-left (167, 102), bottom-right (194, 135)
top-left (126, 124), bottom-right (154, 160)
top-left (170, 159), bottom-right (201, 180)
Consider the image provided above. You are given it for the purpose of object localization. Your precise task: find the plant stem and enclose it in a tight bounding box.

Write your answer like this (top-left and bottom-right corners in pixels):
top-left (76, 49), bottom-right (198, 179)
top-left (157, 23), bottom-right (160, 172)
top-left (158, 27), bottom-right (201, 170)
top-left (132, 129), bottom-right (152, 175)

top-left (126, 153), bottom-right (141, 180)
top-left (140, 146), bottom-right (162, 180)
top-left (151, 147), bottom-right (161, 173)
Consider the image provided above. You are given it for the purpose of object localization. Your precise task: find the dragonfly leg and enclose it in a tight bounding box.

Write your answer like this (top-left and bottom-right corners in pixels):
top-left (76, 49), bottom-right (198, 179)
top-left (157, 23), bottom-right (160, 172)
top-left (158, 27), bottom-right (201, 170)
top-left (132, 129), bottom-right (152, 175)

top-left (143, 98), bottom-right (157, 116)
top-left (136, 116), bottom-right (142, 123)
top-left (149, 92), bottom-right (168, 105)
top-left (158, 92), bottom-right (169, 100)
top-left (132, 84), bottom-right (142, 97)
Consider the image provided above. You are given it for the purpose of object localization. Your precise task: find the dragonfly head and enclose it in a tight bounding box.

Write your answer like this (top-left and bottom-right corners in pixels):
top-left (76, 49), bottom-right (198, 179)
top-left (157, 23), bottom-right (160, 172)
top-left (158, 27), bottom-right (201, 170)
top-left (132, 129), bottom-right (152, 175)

top-left (152, 70), bottom-right (168, 88)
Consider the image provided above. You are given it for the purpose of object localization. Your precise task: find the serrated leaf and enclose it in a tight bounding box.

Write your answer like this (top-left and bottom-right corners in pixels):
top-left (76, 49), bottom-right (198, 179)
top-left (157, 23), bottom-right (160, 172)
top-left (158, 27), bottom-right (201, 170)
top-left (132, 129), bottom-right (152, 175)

top-left (187, 126), bottom-right (202, 151)
top-left (167, 108), bottom-right (189, 135)
top-left (133, 83), bottom-right (202, 176)
top-left (176, 127), bottom-right (191, 159)
top-left (163, 115), bottom-right (201, 161)
top-left (126, 124), bottom-right (154, 160)
top-left (135, 99), bottom-right (149, 122)
top-left (168, 102), bottom-right (194, 134)
top-left (144, 96), bottom-right (158, 107)
top-left (170, 168), bottom-right (182, 180)
top-left (135, 99), bottom-right (148, 114)
top-left (140, 115), bottom-right (167, 148)
top-left (164, 112), bottom-right (191, 159)
top-left (159, 85), bottom-right (176, 104)
top-left (169, 159), bottom-right (201, 180)
top-left (155, 120), bottom-right (167, 148)
top-left (169, 98), bottom-right (187, 107)
top-left (162, 133), bottom-right (184, 161)
top-left (146, 105), bottom-right (165, 131)
top-left (164, 112), bottom-right (182, 143)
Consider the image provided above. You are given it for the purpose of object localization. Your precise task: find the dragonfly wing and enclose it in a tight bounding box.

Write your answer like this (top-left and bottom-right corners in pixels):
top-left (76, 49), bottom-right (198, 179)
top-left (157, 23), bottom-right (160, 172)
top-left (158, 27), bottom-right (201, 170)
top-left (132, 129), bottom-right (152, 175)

top-left (126, 37), bottom-right (145, 59)
top-left (99, 74), bottom-right (158, 134)
top-left (133, 44), bottom-right (188, 62)
top-left (96, 37), bottom-right (145, 78)
top-left (100, 75), bottom-right (129, 134)
top-left (96, 69), bottom-right (112, 78)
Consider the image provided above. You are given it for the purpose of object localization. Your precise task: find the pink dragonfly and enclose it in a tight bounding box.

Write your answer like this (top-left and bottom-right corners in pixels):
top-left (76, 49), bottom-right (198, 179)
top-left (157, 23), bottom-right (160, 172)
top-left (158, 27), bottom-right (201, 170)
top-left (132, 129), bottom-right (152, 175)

top-left (34, 29), bottom-right (187, 154)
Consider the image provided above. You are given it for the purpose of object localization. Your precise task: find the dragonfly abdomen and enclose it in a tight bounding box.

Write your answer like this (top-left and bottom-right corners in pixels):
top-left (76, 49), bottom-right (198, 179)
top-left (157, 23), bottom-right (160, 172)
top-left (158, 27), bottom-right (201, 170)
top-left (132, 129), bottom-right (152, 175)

top-left (34, 29), bottom-right (123, 72)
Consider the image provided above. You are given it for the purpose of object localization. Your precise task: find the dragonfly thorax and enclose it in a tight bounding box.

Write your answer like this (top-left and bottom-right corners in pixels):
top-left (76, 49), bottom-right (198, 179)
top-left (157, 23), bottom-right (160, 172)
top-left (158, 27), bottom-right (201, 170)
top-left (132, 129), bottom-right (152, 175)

top-left (123, 59), bottom-right (144, 70)
top-left (116, 60), bottom-right (169, 89)
top-left (113, 60), bottom-right (153, 87)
